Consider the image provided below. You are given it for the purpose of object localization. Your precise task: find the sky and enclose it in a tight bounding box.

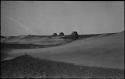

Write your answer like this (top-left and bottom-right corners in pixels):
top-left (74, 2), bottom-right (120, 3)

top-left (1, 1), bottom-right (124, 36)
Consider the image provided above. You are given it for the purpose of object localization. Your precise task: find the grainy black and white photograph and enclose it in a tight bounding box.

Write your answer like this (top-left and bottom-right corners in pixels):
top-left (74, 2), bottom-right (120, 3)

top-left (1, 1), bottom-right (124, 78)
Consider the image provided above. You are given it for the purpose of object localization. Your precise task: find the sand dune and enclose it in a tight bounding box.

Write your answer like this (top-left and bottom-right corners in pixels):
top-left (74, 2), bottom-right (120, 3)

top-left (5, 32), bottom-right (124, 69)
top-left (2, 55), bottom-right (124, 78)
top-left (2, 35), bottom-right (71, 45)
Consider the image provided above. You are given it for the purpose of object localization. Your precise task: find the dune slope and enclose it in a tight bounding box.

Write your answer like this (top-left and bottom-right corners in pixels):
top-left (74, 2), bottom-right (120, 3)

top-left (1, 55), bottom-right (124, 78)
top-left (8, 32), bottom-right (124, 69)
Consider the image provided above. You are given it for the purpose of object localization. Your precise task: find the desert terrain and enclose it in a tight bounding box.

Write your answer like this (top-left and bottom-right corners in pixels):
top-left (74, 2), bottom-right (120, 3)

top-left (1, 31), bottom-right (124, 78)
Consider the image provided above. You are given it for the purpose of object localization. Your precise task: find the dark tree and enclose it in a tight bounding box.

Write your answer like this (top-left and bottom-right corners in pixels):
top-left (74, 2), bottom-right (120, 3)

top-left (59, 32), bottom-right (64, 36)
top-left (71, 31), bottom-right (79, 40)
top-left (52, 33), bottom-right (58, 36)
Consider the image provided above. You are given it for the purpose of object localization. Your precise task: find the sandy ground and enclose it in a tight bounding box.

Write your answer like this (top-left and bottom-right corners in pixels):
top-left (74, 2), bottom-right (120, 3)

top-left (4, 32), bottom-right (124, 69)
